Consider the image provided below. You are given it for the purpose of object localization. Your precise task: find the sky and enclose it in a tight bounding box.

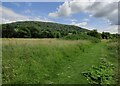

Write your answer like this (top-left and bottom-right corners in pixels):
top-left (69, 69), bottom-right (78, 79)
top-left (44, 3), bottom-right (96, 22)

top-left (0, 0), bottom-right (119, 33)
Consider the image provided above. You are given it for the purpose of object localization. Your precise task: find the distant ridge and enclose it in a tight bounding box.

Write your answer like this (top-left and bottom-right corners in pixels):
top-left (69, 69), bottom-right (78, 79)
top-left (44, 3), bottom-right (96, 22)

top-left (2, 21), bottom-right (90, 38)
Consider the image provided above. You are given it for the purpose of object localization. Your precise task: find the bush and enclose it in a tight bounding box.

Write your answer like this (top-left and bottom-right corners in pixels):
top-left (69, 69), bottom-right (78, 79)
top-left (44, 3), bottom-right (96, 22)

top-left (82, 58), bottom-right (116, 85)
top-left (87, 29), bottom-right (101, 39)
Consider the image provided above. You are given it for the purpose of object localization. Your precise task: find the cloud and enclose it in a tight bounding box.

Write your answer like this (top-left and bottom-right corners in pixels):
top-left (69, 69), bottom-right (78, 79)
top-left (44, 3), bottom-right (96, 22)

top-left (0, 6), bottom-right (29, 24)
top-left (0, 6), bottom-right (53, 24)
top-left (87, 2), bottom-right (119, 25)
top-left (49, 0), bottom-right (90, 18)
top-left (48, 0), bottom-right (119, 25)
top-left (70, 19), bottom-right (77, 22)
top-left (83, 18), bottom-right (89, 22)
top-left (28, 16), bottom-right (54, 22)
top-left (100, 25), bottom-right (119, 34)
top-left (49, 1), bottom-right (71, 17)
top-left (71, 21), bottom-right (88, 27)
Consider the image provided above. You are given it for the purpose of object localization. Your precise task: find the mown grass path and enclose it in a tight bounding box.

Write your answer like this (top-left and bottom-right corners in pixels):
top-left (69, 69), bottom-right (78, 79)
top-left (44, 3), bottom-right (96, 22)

top-left (48, 42), bottom-right (107, 84)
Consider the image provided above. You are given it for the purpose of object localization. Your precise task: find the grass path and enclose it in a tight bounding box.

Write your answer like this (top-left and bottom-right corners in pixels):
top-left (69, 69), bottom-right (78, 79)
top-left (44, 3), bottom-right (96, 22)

top-left (48, 42), bottom-right (107, 84)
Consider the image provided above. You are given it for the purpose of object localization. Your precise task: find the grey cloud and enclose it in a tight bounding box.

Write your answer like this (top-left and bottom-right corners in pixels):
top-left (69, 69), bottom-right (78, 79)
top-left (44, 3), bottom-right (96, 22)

top-left (49, 1), bottom-right (119, 25)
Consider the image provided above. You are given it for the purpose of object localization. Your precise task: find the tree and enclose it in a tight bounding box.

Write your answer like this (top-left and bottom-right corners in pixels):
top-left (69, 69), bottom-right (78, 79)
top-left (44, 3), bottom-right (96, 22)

top-left (2, 24), bottom-right (15, 38)
top-left (17, 27), bottom-right (31, 38)
top-left (87, 29), bottom-right (101, 39)
top-left (28, 26), bottom-right (39, 38)
top-left (55, 32), bottom-right (61, 38)
top-left (101, 32), bottom-right (110, 39)
top-left (1, 21), bottom-right (90, 38)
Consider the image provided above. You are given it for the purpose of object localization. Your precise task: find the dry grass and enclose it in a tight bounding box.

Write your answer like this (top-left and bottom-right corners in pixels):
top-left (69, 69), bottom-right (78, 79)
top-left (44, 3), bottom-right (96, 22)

top-left (2, 38), bottom-right (90, 47)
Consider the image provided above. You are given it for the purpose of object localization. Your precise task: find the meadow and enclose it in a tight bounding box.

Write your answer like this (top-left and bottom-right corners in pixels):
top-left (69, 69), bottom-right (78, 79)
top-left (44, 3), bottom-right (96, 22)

top-left (2, 38), bottom-right (118, 84)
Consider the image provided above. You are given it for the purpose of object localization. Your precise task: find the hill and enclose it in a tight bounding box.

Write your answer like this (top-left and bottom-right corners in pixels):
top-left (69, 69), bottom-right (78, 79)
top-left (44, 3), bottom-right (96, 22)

top-left (1, 21), bottom-right (89, 38)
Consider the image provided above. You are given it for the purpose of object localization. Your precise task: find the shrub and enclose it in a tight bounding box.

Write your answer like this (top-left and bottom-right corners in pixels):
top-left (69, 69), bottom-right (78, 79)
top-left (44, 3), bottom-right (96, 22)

top-left (82, 58), bottom-right (116, 85)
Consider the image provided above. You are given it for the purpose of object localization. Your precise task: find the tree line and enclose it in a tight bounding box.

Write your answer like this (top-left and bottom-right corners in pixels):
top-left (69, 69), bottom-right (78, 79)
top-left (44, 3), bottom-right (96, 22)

top-left (1, 21), bottom-right (119, 39)
top-left (87, 29), bottom-right (120, 39)
top-left (1, 21), bottom-right (88, 38)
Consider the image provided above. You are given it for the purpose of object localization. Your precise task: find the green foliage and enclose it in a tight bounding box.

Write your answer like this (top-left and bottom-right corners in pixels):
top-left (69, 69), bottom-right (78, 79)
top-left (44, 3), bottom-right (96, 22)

top-left (111, 33), bottom-right (120, 39)
top-left (2, 21), bottom-right (89, 38)
top-left (87, 29), bottom-right (101, 39)
top-left (2, 24), bottom-right (15, 38)
top-left (82, 58), bottom-right (116, 85)
top-left (1, 21), bottom-right (119, 39)
top-left (62, 33), bottom-right (101, 43)
top-left (101, 32), bottom-right (110, 39)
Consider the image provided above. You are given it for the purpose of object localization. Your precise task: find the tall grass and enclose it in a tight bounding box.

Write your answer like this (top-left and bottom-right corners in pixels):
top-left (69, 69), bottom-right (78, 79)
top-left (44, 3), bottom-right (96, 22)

top-left (2, 38), bottom-right (116, 84)
top-left (106, 39), bottom-right (119, 84)
top-left (62, 34), bottom-right (101, 43)
top-left (2, 39), bottom-right (91, 84)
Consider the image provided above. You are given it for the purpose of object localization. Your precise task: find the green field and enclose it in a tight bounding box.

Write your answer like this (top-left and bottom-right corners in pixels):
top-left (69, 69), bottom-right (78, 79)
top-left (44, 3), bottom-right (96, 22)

top-left (2, 38), bottom-right (118, 84)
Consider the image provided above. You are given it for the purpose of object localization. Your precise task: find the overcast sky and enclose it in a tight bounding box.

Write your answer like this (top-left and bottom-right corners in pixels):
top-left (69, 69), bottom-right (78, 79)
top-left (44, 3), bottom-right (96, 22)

top-left (0, 0), bottom-right (119, 33)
